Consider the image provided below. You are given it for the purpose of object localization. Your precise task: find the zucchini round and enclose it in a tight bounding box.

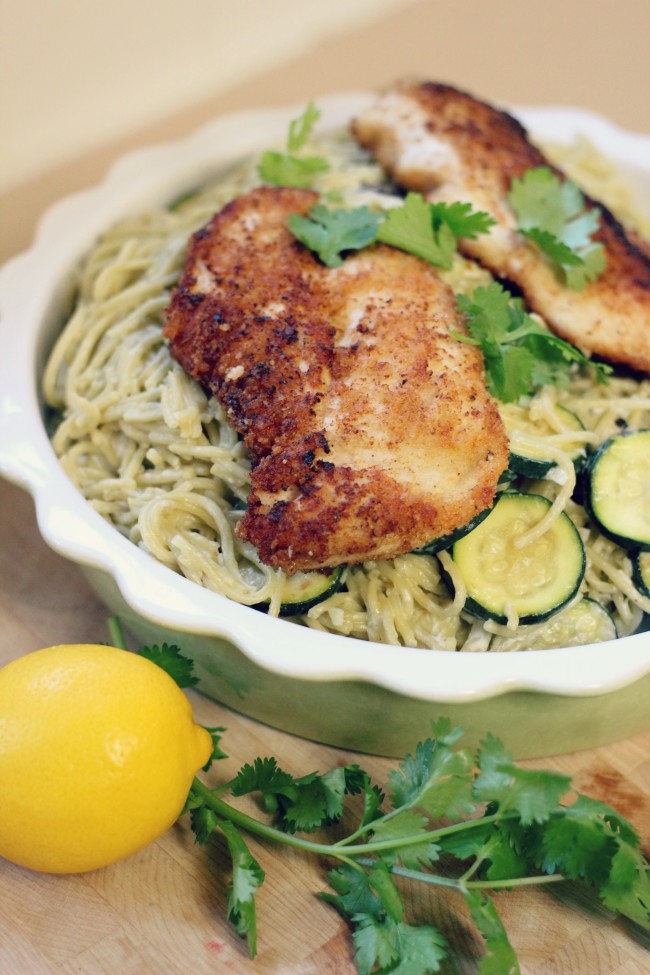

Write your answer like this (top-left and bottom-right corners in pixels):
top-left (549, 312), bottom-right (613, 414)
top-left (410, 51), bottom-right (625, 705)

top-left (489, 597), bottom-right (617, 651)
top-left (632, 550), bottom-right (650, 599)
top-left (451, 492), bottom-right (586, 625)
top-left (501, 403), bottom-right (586, 479)
top-left (257, 565), bottom-right (344, 616)
top-left (585, 429), bottom-right (650, 551)
top-left (414, 504), bottom-right (493, 555)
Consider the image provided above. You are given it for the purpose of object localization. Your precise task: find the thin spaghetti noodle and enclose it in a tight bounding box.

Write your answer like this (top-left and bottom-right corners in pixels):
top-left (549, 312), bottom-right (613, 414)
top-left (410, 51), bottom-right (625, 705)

top-left (43, 129), bottom-right (650, 651)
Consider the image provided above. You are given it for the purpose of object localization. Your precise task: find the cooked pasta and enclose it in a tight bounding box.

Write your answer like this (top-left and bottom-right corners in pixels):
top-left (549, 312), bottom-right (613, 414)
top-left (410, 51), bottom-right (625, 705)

top-left (43, 128), bottom-right (650, 650)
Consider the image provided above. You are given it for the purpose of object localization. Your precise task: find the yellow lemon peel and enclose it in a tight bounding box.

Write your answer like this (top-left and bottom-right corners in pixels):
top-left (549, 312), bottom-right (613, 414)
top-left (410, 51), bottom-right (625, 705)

top-left (0, 643), bottom-right (212, 873)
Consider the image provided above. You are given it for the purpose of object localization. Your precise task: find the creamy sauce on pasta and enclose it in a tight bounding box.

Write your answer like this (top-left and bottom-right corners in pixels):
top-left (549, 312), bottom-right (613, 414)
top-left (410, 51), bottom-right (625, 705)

top-left (43, 129), bottom-right (650, 650)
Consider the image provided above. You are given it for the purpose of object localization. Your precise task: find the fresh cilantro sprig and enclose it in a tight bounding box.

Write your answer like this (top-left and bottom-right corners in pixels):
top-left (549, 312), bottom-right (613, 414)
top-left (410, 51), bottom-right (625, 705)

top-left (139, 642), bottom-right (199, 687)
top-left (455, 281), bottom-right (611, 402)
top-left (287, 204), bottom-right (380, 267)
top-left (108, 623), bottom-right (649, 971)
top-left (375, 192), bottom-right (457, 268)
top-left (188, 715), bottom-right (650, 970)
top-left (288, 192), bottom-right (495, 268)
top-left (287, 100), bottom-right (321, 153)
top-left (184, 790), bottom-right (266, 955)
top-left (376, 194), bottom-right (495, 270)
top-left (258, 101), bottom-right (330, 188)
top-left (231, 755), bottom-right (369, 831)
top-left (508, 167), bottom-right (607, 290)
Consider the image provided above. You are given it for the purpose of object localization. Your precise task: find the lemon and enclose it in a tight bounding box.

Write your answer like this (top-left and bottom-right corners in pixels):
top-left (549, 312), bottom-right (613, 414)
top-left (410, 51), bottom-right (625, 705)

top-left (0, 643), bottom-right (213, 874)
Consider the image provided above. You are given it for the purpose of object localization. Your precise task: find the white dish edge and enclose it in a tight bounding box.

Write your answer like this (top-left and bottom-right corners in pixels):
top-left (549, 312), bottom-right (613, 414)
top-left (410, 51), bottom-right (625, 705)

top-left (1, 92), bottom-right (649, 703)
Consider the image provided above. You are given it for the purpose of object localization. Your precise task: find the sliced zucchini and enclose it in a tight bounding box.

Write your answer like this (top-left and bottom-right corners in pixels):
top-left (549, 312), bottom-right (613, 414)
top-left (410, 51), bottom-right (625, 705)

top-left (489, 597), bottom-right (617, 651)
top-left (451, 492), bottom-right (585, 625)
top-left (414, 504), bottom-right (493, 555)
top-left (498, 468), bottom-right (517, 486)
top-left (632, 550), bottom-right (650, 598)
top-left (501, 402), bottom-right (586, 479)
top-left (257, 565), bottom-right (344, 616)
top-left (585, 430), bottom-right (650, 551)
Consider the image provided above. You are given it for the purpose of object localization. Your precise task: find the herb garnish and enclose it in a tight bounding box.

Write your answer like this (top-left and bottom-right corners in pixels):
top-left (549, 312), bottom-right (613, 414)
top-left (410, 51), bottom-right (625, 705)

top-left (271, 106), bottom-right (605, 292)
top-left (258, 101), bottom-right (330, 188)
top-left (377, 194), bottom-right (496, 269)
top-left (287, 204), bottom-right (381, 267)
top-left (288, 192), bottom-right (495, 268)
top-left (139, 641), bottom-right (199, 687)
top-left (508, 166), bottom-right (607, 289)
top-left (285, 190), bottom-right (609, 401)
top-left (455, 282), bottom-right (611, 402)
top-left (123, 626), bottom-right (649, 973)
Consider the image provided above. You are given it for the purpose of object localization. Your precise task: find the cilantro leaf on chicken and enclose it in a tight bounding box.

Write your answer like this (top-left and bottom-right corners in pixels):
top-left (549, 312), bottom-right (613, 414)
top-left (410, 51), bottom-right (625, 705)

top-left (287, 204), bottom-right (381, 267)
top-left (288, 193), bottom-right (495, 269)
top-left (508, 166), bottom-right (606, 289)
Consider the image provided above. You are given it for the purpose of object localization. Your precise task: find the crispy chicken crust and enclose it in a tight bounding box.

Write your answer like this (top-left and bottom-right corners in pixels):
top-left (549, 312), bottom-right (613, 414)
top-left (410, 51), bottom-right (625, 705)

top-left (352, 80), bottom-right (650, 375)
top-left (164, 186), bottom-right (508, 573)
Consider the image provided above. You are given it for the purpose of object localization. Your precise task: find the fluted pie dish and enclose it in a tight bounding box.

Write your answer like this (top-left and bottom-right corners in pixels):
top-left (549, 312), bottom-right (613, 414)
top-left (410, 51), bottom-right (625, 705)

top-left (1, 91), bottom-right (649, 757)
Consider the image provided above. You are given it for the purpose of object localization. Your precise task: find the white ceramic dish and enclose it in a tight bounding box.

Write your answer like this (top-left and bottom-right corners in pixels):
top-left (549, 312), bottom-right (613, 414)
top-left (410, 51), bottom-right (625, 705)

top-left (1, 93), bottom-right (649, 758)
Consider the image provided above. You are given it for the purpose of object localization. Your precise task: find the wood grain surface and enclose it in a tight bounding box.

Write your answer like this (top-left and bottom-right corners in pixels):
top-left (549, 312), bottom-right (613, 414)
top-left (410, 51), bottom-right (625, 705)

top-left (2, 4), bottom-right (650, 969)
top-left (1, 478), bottom-right (649, 975)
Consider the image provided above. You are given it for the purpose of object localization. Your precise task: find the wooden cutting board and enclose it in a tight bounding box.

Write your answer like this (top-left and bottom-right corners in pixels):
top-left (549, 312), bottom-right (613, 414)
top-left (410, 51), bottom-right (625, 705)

top-left (1, 477), bottom-right (649, 975)
top-left (2, 3), bottom-right (650, 968)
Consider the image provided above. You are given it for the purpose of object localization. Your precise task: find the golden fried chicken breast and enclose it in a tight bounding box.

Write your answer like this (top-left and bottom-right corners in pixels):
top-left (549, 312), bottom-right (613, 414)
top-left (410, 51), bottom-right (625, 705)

top-left (164, 186), bottom-right (508, 573)
top-left (353, 80), bottom-right (650, 374)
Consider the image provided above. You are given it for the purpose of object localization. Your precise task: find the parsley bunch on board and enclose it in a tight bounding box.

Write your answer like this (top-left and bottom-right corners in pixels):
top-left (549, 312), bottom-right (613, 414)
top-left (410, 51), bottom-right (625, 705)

top-left (258, 101), bottom-right (330, 188)
top-left (508, 166), bottom-right (607, 290)
top-left (115, 623), bottom-right (649, 974)
top-left (454, 282), bottom-right (611, 403)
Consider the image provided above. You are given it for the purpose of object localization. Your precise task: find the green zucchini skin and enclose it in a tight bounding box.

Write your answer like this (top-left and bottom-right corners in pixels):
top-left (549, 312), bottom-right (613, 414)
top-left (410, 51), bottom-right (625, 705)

top-left (488, 596), bottom-right (617, 651)
top-left (632, 551), bottom-right (650, 599)
top-left (509, 448), bottom-right (588, 480)
top-left (255, 565), bottom-right (344, 616)
top-left (508, 454), bottom-right (553, 480)
top-left (413, 504), bottom-right (493, 555)
top-left (504, 405), bottom-right (587, 479)
top-left (571, 468), bottom-right (589, 508)
top-left (584, 429), bottom-right (650, 551)
top-left (450, 492), bottom-right (586, 625)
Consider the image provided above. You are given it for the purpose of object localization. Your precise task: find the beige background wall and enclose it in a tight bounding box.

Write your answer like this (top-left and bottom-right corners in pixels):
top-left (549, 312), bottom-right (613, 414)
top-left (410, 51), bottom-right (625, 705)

top-left (1, 0), bottom-right (411, 191)
top-left (2, 0), bottom-right (649, 262)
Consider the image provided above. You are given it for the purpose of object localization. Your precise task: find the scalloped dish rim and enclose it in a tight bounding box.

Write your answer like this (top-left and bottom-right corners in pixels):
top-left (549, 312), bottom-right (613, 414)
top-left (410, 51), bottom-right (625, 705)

top-left (1, 92), bottom-right (649, 706)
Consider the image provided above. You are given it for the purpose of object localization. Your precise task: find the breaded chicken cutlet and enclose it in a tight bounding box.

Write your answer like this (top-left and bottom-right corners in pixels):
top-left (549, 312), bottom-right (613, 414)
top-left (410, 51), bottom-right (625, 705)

top-left (164, 186), bottom-right (508, 574)
top-left (353, 80), bottom-right (650, 374)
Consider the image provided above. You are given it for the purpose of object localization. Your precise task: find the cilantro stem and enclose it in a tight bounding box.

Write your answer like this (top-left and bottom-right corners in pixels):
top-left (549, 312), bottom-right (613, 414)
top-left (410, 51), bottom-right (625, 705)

top-left (383, 862), bottom-right (567, 891)
top-left (192, 777), bottom-right (564, 889)
top-left (193, 776), bottom-right (472, 858)
top-left (459, 851), bottom-right (489, 883)
top-left (352, 855), bottom-right (568, 891)
top-left (193, 774), bottom-right (571, 896)
top-left (334, 810), bottom-right (505, 850)
top-left (191, 778), bottom-right (339, 857)
top-left (465, 875), bottom-right (567, 889)
top-left (107, 616), bottom-right (127, 650)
